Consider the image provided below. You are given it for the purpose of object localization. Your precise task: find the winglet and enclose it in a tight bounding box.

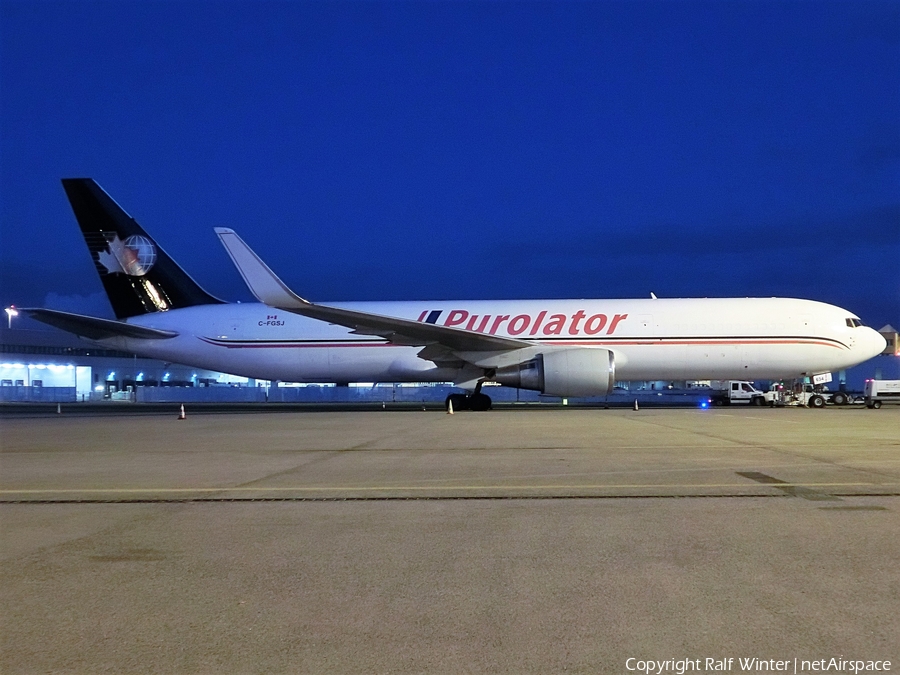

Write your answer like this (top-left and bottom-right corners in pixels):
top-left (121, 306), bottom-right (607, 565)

top-left (214, 228), bottom-right (528, 354)
top-left (214, 228), bottom-right (308, 308)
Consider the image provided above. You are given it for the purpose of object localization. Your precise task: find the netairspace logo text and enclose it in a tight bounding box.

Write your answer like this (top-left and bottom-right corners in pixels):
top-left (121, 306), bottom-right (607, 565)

top-left (625, 657), bottom-right (892, 674)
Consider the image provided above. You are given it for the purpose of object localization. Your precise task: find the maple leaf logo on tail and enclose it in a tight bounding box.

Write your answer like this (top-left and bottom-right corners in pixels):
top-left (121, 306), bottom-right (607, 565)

top-left (97, 234), bottom-right (157, 276)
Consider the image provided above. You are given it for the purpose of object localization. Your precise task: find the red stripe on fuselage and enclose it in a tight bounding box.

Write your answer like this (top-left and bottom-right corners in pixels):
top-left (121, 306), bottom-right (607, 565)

top-left (199, 336), bottom-right (847, 350)
top-left (541, 338), bottom-right (845, 349)
top-left (199, 338), bottom-right (397, 349)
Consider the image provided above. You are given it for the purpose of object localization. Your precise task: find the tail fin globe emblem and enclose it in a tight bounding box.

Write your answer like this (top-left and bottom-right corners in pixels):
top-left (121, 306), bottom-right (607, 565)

top-left (98, 234), bottom-right (158, 276)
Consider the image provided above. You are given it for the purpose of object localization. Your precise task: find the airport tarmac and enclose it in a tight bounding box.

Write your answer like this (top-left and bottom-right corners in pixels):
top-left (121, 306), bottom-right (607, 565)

top-left (1, 406), bottom-right (898, 674)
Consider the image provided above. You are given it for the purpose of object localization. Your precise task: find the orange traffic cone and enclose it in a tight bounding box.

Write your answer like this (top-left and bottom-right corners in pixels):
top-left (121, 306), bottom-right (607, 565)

top-left (633, 399), bottom-right (639, 411)
top-left (178, 404), bottom-right (186, 420)
top-left (447, 398), bottom-right (454, 415)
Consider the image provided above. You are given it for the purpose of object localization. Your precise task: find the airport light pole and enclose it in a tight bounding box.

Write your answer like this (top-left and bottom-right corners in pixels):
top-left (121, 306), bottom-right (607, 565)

top-left (5, 306), bottom-right (18, 329)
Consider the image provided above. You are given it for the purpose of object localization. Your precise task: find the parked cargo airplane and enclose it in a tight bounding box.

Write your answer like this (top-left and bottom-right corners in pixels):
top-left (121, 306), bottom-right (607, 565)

top-left (22, 179), bottom-right (885, 410)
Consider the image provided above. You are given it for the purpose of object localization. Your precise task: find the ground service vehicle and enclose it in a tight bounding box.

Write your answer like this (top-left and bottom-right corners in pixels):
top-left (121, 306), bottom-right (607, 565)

top-left (864, 380), bottom-right (900, 409)
top-left (765, 382), bottom-right (849, 408)
top-left (708, 381), bottom-right (766, 406)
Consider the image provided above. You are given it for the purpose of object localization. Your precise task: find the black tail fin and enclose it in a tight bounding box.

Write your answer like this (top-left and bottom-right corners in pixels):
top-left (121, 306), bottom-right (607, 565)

top-left (62, 178), bottom-right (224, 319)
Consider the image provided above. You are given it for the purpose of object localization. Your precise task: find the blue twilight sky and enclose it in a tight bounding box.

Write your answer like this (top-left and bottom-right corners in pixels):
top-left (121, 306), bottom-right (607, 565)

top-left (1, 1), bottom-right (898, 327)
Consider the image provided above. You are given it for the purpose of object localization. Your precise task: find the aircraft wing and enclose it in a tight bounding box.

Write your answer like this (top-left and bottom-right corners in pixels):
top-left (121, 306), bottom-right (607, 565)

top-left (22, 308), bottom-right (179, 341)
top-left (214, 228), bottom-right (528, 353)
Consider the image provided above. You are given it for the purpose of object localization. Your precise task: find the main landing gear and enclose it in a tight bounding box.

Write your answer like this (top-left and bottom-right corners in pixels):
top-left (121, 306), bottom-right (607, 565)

top-left (444, 381), bottom-right (492, 412)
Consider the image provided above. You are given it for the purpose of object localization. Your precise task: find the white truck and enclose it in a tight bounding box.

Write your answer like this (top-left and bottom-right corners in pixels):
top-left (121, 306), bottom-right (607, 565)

top-left (864, 380), bottom-right (900, 409)
top-left (707, 381), bottom-right (767, 406)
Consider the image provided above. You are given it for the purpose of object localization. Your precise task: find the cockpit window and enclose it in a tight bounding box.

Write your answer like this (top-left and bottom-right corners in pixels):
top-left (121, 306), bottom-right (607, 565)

top-left (846, 318), bottom-right (864, 328)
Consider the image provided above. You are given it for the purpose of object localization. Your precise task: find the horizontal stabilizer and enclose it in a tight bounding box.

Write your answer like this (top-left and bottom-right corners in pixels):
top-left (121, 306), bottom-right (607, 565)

top-left (214, 228), bottom-right (526, 352)
top-left (22, 308), bottom-right (179, 341)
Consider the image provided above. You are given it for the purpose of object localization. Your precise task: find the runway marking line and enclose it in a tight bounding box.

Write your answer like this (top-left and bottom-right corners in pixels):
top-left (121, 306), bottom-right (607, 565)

top-left (1, 481), bottom-right (899, 495)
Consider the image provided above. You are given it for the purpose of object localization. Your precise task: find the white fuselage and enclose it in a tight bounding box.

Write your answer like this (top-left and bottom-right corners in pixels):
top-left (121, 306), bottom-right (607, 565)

top-left (103, 297), bottom-right (884, 385)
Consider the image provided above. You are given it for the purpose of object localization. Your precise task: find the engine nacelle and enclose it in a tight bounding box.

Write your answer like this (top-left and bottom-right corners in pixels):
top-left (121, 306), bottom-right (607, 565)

top-left (493, 348), bottom-right (615, 397)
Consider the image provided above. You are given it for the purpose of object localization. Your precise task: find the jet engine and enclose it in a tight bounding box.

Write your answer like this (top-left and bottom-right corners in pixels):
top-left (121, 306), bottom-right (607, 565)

top-left (492, 348), bottom-right (615, 397)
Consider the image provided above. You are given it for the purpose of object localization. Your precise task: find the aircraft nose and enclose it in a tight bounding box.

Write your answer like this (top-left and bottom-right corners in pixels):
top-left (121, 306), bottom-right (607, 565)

top-left (862, 328), bottom-right (887, 358)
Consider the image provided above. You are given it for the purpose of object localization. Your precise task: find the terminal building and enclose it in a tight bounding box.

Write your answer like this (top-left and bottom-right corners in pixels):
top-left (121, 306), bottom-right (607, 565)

top-left (1, 323), bottom-right (897, 405)
top-left (0, 326), bottom-right (231, 401)
top-left (0, 325), bottom-right (484, 404)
